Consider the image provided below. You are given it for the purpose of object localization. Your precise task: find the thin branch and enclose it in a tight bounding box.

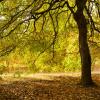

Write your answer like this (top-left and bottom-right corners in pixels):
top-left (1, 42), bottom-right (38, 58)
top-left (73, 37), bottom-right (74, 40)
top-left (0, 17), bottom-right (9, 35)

top-left (0, 1), bottom-right (35, 34)
top-left (0, 45), bottom-right (16, 57)
top-left (85, 6), bottom-right (100, 34)
top-left (0, 17), bottom-right (31, 39)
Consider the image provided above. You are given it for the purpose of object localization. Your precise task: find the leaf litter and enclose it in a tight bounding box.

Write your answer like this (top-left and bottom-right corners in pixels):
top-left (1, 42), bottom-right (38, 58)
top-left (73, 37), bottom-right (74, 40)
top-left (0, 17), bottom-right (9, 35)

top-left (0, 73), bottom-right (100, 100)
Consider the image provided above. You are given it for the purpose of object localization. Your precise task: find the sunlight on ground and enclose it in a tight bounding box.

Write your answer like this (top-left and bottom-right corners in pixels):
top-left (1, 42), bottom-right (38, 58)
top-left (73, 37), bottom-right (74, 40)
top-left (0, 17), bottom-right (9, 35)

top-left (0, 72), bottom-right (81, 84)
top-left (0, 72), bottom-right (99, 85)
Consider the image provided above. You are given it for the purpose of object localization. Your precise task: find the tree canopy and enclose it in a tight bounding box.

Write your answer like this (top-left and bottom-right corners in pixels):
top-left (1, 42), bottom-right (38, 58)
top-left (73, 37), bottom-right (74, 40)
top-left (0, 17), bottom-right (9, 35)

top-left (0, 0), bottom-right (100, 86)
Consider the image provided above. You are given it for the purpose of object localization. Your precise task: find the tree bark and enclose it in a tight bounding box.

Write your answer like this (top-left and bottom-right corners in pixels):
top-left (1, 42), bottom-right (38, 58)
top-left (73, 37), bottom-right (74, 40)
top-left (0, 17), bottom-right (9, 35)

top-left (74, 0), bottom-right (94, 86)
top-left (0, 0), bottom-right (3, 2)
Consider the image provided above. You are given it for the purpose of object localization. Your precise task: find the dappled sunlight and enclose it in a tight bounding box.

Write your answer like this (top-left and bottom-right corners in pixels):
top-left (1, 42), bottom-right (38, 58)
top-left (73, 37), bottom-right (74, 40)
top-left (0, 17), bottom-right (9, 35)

top-left (0, 72), bottom-right (100, 85)
top-left (0, 72), bottom-right (81, 85)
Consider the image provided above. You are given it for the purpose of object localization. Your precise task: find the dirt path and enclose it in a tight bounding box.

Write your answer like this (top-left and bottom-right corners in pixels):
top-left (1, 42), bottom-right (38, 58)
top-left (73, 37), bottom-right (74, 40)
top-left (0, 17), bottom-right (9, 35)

top-left (0, 73), bottom-right (100, 100)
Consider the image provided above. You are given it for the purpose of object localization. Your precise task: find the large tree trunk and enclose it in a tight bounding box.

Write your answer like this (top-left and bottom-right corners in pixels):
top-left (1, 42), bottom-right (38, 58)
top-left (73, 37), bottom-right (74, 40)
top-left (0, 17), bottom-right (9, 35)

top-left (74, 0), bottom-right (94, 86)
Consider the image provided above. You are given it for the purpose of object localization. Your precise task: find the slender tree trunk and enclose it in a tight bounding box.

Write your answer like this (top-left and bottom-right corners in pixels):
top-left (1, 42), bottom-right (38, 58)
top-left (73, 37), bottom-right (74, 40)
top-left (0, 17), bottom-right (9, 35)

top-left (74, 0), bottom-right (94, 86)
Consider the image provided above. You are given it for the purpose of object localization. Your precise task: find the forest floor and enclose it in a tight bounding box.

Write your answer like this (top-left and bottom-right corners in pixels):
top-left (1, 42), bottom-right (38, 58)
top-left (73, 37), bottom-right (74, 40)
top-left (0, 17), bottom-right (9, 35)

top-left (0, 72), bottom-right (100, 100)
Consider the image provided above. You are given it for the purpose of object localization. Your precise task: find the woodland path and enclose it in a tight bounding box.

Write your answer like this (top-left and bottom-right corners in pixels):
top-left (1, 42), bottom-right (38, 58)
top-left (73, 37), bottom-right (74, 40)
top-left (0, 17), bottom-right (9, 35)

top-left (0, 72), bottom-right (100, 100)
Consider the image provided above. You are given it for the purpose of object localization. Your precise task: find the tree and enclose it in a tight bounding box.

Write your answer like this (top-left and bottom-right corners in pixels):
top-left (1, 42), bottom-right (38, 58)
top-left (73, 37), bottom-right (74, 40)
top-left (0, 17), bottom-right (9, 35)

top-left (73, 0), bottom-right (93, 86)
top-left (0, 0), bottom-right (100, 86)
top-left (73, 0), bottom-right (99, 86)
top-left (0, 0), bottom-right (3, 2)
